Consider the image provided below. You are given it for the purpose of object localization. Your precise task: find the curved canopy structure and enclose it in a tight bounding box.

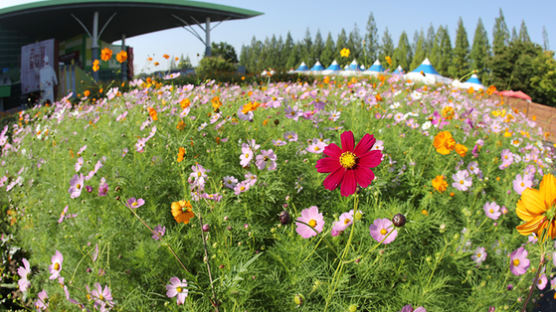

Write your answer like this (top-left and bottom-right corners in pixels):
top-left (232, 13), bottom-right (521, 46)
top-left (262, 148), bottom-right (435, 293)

top-left (322, 60), bottom-right (341, 75)
top-left (295, 62), bottom-right (309, 72)
top-left (310, 61), bottom-right (324, 72)
top-left (406, 58), bottom-right (452, 85)
top-left (0, 0), bottom-right (262, 42)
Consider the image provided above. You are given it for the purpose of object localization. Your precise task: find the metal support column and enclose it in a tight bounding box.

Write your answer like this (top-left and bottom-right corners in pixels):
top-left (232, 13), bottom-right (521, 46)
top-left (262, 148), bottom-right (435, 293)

top-left (205, 17), bottom-right (211, 56)
top-left (91, 11), bottom-right (99, 81)
top-left (121, 34), bottom-right (128, 81)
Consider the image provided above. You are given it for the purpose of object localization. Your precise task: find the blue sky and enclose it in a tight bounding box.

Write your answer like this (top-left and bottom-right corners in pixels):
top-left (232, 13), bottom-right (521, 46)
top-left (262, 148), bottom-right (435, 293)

top-left (2, 1), bottom-right (555, 73)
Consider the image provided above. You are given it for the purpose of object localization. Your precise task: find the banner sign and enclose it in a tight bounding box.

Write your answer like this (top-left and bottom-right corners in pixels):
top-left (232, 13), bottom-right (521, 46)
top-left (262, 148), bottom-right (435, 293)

top-left (20, 39), bottom-right (55, 94)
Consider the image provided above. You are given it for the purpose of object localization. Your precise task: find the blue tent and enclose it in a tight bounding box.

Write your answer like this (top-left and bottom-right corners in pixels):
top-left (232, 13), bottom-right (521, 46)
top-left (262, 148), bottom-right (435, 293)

top-left (465, 74), bottom-right (482, 85)
top-left (322, 60), bottom-right (341, 75)
top-left (393, 65), bottom-right (404, 74)
top-left (410, 58), bottom-right (439, 75)
top-left (310, 61), bottom-right (325, 71)
top-left (347, 59), bottom-right (360, 71)
top-left (367, 59), bottom-right (384, 73)
top-left (295, 62), bottom-right (309, 72)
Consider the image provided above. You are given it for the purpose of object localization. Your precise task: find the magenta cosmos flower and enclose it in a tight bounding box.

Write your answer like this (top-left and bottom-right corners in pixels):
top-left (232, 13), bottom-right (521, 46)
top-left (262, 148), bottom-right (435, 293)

top-left (295, 206), bottom-right (325, 238)
top-left (68, 173), bottom-right (84, 198)
top-left (91, 283), bottom-right (114, 310)
top-left (166, 277), bottom-right (188, 305)
top-left (370, 218), bottom-right (398, 244)
top-left (510, 246), bottom-right (530, 276)
top-left (315, 131), bottom-right (382, 197)
top-left (126, 197), bottom-right (145, 209)
top-left (49, 250), bottom-right (63, 280)
top-left (331, 210), bottom-right (359, 236)
top-left (35, 290), bottom-right (48, 311)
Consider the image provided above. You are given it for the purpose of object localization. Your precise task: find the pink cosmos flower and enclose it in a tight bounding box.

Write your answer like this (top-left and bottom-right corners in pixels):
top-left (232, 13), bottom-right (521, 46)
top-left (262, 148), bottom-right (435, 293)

top-left (68, 174), bottom-right (85, 198)
top-left (35, 290), bottom-right (48, 311)
top-left (17, 258), bottom-right (31, 292)
top-left (166, 277), bottom-right (188, 305)
top-left (233, 181), bottom-right (251, 195)
top-left (471, 247), bottom-right (487, 265)
top-left (452, 170), bottom-right (472, 191)
top-left (91, 283), bottom-right (114, 310)
top-left (537, 274), bottom-right (548, 290)
top-left (512, 173), bottom-right (532, 195)
top-left (255, 149), bottom-right (277, 170)
top-left (499, 149), bottom-right (514, 170)
top-left (152, 225), bottom-right (166, 240)
top-left (126, 197), bottom-right (145, 209)
top-left (315, 131), bottom-right (382, 197)
top-left (284, 131), bottom-right (298, 142)
top-left (295, 206), bottom-right (325, 238)
top-left (75, 157), bottom-right (84, 172)
top-left (58, 205), bottom-right (77, 223)
top-left (49, 250), bottom-right (63, 280)
top-left (510, 247), bottom-right (530, 276)
top-left (551, 276), bottom-right (556, 291)
top-left (98, 177), bottom-right (108, 196)
top-left (331, 210), bottom-right (356, 236)
top-left (244, 172), bottom-right (257, 186)
top-left (306, 139), bottom-right (327, 154)
top-left (400, 305), bottom-right (426, 312)
top-left (483, 202), bottom-right (501, 220)
top-left (239, 144), bottom-right (254, 167)
top-left (370, 218), bottom-right (398, 244)
top-left (222, 176), bottom-right (238, 189)
top-left (77, 145), bottom-right (87, 156)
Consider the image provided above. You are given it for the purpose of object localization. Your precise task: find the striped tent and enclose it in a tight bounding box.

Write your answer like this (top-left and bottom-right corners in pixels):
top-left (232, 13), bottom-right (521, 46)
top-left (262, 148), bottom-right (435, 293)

top-left (322, 60), bottom-right (341, 75)
top-left (405, 58), bottom-right (451, 84)
top-left (295, 62), bottom-right (309, 72)
top-left (365, 59), bottom-right (384, 76)
top-left (310, 60), bottom-right (325, 72)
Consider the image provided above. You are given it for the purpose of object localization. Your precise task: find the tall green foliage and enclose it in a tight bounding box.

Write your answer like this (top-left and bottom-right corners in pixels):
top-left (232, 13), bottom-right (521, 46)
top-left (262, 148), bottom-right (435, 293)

top-left (430, 26), bottom-right (452, 76)
top-left (365, 12), bottom-right (379, 65)
top-left (347, 24), bottom-right (363, 63)
top-left (302, 28), bottom-right (313, 67)
top-left (380, 27), bottom-right (395, 69)
top-left (313, 30), bottom-right (325, 64)
top-left (320, 32), bottom-right (336, 68)
top-left (410, 30), bottom-right (426, 71)
top-left (336, 28), bottom-right (349, 67)
top-left (425, 24), bottom-right (436, 57)
top-left (393, 31), bottom-right (412, 72)
top-left (283, 32), bottom-right (295, 70)
top-left (518, 20), bottom-right (531, 43)
top-left (492, 8), bottom-right (509, 55)
top-left (470, 18), bottom-right (490, 84)
top-left (451, 17), bottom-right (470, 79)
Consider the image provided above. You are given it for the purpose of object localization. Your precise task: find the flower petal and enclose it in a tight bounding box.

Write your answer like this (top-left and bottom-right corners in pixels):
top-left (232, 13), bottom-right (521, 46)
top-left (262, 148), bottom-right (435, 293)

top-left (358, 150), bottom-right (383, 168)
top-left (323, 143), bottom-right (342, 158)
top-left (316, 157), bottom-right (341, 173)
top-left (340, 131), bottom-right (354, 152)
top-left (516, 215), bottom-right (546, 236)
top-left (353, 134), bottom-right (376, 156)
top-left (520, 188), bottom-right (547, 215)
top-left (340, 169), bottom-right (357, 196)
top-left (539, 173), bottom-right (556, 208)
top-left (323, 167), bottom-right (345, 191)
top-left (354, 167), bottom-right (375, 188)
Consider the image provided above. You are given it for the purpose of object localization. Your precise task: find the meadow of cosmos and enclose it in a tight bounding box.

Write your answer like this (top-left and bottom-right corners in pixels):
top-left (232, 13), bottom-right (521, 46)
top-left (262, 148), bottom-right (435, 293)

top-left (0, 73), bottom-right (555, 311)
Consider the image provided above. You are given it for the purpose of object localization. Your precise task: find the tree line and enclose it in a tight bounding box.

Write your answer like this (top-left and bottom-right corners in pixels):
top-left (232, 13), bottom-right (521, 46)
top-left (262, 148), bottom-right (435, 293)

top-left (235, 9), bottom-right (556, 106)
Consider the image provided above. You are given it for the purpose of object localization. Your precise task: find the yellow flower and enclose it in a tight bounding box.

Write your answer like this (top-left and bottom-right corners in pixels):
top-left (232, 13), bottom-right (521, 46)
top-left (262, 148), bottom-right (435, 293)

top-left (100, 47), bottom-right (113, 61)
top-left (455, 144), bottom-right (468, 157)
top-left (92, 59), bottom-right (100, 72)
top-left (433, 131), bottom-right (456, 155)
top-left (385, 56), bottom-right (392, 65)
top-left (340, 48), bottom-right (350, 58)
top-left (171, 200), bottom-right (195, 224)
top-left (441, 106), bottom-right (454, 120)
top-left (211, 96), bottom-right (222, 111)
top-left (432, 175), bottom-right (448, 193)
top-left (516, 174), bottom-right (556, 240)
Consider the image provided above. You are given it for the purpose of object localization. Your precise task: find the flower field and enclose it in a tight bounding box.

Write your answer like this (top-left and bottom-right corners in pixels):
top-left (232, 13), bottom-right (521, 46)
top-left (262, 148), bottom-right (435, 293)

top-left (1, 74), bottom-right (555, 311)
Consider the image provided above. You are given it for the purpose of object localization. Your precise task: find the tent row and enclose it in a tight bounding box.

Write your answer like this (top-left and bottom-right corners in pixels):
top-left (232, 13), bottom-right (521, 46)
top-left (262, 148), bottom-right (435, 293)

top-left (285, 58), bottom-right (485, 90)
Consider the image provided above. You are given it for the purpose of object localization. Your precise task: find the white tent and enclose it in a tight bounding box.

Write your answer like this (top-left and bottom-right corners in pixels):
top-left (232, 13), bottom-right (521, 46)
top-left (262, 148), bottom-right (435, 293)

top-left (393, 65), bottom-right (404, 74)
top-left (322, 60), bottom-right (341, 75)
top-left (295, 62), bottom-right (309, 73)
top-left (452, 74), bottom-right (485, 90)
top-left (310, 60), bottom-right (325, 73)
top-left (365, 59), bottom-right (385, 76)
top-left (405, 58), bottom-right (452, 84)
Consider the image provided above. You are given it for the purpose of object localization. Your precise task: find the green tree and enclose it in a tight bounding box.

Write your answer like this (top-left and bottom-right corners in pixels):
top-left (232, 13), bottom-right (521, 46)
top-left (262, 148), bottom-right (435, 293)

top-left (347, 24), bottom-right (363, 63)
top-left (425, 24), bottom-right (436, 56)
top-left (410, 30), bottom-right (426, 71)
top-left (380, 27), bottom-right (394, 69)
top-left (492, 8), bottom-right (509, 55)
top-left (336, 28), bottom-right (348, 67)
top-left (542, 26), bottom-right (550, 50)
top-left (365, 12), bottom-right (379, 65)
top-left (511, 27), bottom-right (518, 43)
top-left (286, 43), bottom-right (302, 70)
top-left (211, 42), bottom-right (238, 63)
top-left (393, 31), bottom-right (412, 72)
top-left (313, 30), bottom-right (325, 63)
top-left (529, 50), bottom-right (556, 106)
top-left (431, 26), bottom-right (452, 76)
top-left (518, 20), bottom-right (531, 43)
top-left (178, 54), bottom-right (192, 69)
top-left (470, 18), bottom-right (490, 84)
top-left (302, 28), bottom-right (313, 66)
top-left (320, 32), bottom-right (336, 68)
top-left (283, 32), bottom-right (295, 69)
top-left (450, 17), bottom-right (470, 78)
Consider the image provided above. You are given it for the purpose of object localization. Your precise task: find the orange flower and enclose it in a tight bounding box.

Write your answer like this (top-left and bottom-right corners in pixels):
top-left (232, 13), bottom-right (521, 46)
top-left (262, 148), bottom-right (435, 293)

top-left (147, 57), bottom-right (153, 62)
top-left (175, 56), bottom-right (179, 61)
top-left (433, 131), bottom-right (456, 155)
top-left (516, 174), bottom-right (556, 240)
top-left (163, 54), bottom-right (170, 60)
top-left (147, 107), bottom-right (158, 121)
top-left (455, 144), bottom-right (468, 157)
top-left (116, 50), bottom-right (128, 63)
top-left (83, 90), bottom-right (90, 97)
top-left (385, 56), bottom-right (392, 65)
top-left (441, 106), bottom-right (454, 120)
top-left (241, 101), bottom-right (260, 114)
top-left (154, 61), bottom-right (160, 66)
top-left (176, 120), bottom-right (186, 130)
top-left (177, 147), bottom-right (186, 162)
top-left (432, 175), bottom-right (448, 193)
top-left (100, 47), bottom-right (113, 61)
top-left (171, 200), bottom-right (195, 224)
top-left (180, 98), bottom-right (191, 109)
top-left (211, 96), bottom-right (222, 111)
top-left (487, 85), bottom-right (496, 96)
top-left (92, 59), bottom-right (100, 72)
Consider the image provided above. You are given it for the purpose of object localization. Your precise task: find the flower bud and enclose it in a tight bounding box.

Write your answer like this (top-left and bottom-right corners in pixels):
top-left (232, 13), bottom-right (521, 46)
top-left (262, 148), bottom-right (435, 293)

top-left (279, 210), bottom-right (291, 225)
top-left (293, 294), bottom-right (304, 306)
top-left (202, 224), bottom-right (210, 232)
top-left (392, 213), bottom-right (406, 227)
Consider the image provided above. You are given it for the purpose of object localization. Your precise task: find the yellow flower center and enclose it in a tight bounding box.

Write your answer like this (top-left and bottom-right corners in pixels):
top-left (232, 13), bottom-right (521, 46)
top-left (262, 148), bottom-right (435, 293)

top-left (54, 262), bottom-right (60, 271)
top-left (244, 153), bottom-right (249, 158)
top-left (344, 218), bottom-right (351, 225)
top-left (99, 294), bottom-right (104, 300)
top-left (513, 259), bottom-right (520, 266)
top-left (177, 287), bottom-right (182, 293)
top-left (477, 253), bottom-right (482, 258)
top-left (132, 202), bottom-right (138, 207)
top-left (459, 180), bottom-right (464, 184)
top-left (314, 146), bottom-right (320, 151)
top-left (520, 182), bottom-right (525, 187)
top-left (308, 219), bottom-right (317, 228)
top-left (339, 151), bottom-right (357, 169)
top-left (489, 209), bottom-right (494, 214)
top-left (380, 229), bottom-right (388, 235)
top-left (76, 184), bottom-right (81, 189)
top-left (197, 172), bottom-right (202, 177)
top-left (240, 186), bottom-right (246, 191)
